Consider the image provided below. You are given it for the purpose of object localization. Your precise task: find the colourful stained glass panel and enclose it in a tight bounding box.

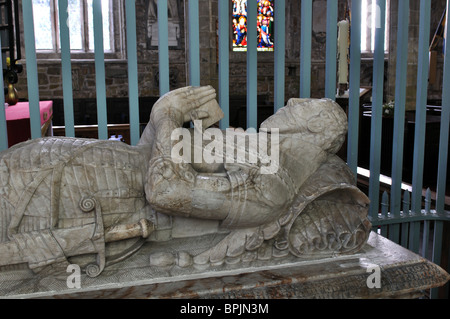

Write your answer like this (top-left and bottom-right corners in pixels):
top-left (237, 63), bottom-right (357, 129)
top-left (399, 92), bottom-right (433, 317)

top-left (232, 0), bottom-right (274, 52)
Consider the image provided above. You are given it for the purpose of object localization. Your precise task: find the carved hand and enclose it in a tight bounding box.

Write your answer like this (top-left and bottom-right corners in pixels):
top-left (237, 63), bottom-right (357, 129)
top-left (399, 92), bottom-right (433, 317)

top-left (150, 86), bottom-right (217, 127)
top-left (149, 86), bottom-right (217, 159)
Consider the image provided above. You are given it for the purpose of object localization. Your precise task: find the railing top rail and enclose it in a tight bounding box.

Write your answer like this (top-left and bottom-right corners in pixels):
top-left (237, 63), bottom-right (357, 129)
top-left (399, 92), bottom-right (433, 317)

top-left (370, 209), bottom-right (450, 226)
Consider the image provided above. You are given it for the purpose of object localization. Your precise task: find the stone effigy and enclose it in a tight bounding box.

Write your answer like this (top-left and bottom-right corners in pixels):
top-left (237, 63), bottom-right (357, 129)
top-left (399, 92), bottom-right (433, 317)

top-left (0, 85), bottom-right (372, 283)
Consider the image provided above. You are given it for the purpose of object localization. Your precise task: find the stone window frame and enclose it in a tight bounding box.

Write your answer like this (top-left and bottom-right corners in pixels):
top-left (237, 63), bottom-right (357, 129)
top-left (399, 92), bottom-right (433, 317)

top-left (32, 0), bottom-right (126, 61)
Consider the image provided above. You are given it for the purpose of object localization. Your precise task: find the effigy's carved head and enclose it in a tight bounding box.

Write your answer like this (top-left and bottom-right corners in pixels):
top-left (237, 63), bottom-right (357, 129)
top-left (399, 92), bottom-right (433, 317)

top-left (260, 98), bottom-right (348, 154)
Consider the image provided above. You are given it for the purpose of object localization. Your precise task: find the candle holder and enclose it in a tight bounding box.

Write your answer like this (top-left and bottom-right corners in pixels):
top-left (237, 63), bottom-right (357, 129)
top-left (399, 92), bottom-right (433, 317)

top-left (5, 83), bottom-right (19, 106)
top-left (3, 57), bottom-right (22, 106)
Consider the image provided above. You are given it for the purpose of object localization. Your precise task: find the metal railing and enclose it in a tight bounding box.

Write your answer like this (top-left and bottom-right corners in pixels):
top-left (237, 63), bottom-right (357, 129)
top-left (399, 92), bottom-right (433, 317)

top-left (0, 0), bottom-right (449, 298)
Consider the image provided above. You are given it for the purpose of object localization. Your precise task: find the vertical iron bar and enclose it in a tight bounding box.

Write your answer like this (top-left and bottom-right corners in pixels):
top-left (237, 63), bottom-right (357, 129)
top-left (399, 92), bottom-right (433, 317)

top-left (247, 0), bottom-right (257, 129)
top-left (158, 0), bottom-right (170, 95)
top-left (390, 0), bottom-right (409, 217)
top-left (400, 222), bottom-right (409, 248)
top-left (411, 0), bottom-right (431, 213)
top-left (325, 1), bottom-right (338, 100)
top-left (93, 0), bottom-right (108, 140)
top-left (436, 0), bottom-right (450, 214)
top-left (408, 183), bottom-right (421, 253)
top-left (126, 0), bottom-right (141, 145)
top-left (422, 220), bottom-right (430, 259)
top-left (421, 189), bottom-right (432, 259)
top-left (218, 0), bottom-right (229, 129)
top-left (0, 3), bottom-right (5, 67)
top-left (6, 0), bottom-right (14, 64)
top-left (368, 0), bottom-right (386, 219)
top-left (409, 221), bottom-right (421, 253)
top-left (389, 0), bottom-right (410, 244)
top-left (0, 32), bottom-right (6, 151)
top-left (188, 0), bottom-right (200, 86)
top-left (401, 190), bottom-right (411, 247)
top-left (22, 0), bottom-right (41, 139)
top-left (388, 221), bottom-right (400, 244)
top-left (274, 0), bottom-right (286, 111)
top-left (347, 0), bottom-right (362, 177)
top-left (14, 0), bottom-right (20, 60)
top-left (300, 0), bottom-right (312, 98)
top-left (380, 191), bottom-right (389, 237)
top-left (430, 220), bottom-right (444, 299)
top-left (58, 0), bottom-right (75, 138)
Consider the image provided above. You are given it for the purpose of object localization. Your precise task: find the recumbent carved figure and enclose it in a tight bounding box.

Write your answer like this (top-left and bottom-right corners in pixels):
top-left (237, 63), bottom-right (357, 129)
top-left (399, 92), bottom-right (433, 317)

top-left (0, 86), bottom-right (371, 277)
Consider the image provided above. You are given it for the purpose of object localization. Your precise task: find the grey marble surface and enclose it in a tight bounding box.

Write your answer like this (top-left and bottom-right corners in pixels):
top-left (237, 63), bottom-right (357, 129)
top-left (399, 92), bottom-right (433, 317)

top-left (1, 232), bottom-right (448, 299)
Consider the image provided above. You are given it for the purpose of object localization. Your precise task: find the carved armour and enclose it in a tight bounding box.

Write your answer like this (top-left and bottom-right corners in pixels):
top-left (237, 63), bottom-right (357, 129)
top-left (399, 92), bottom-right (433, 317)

top-left (0, 137), bottom-right (152, 274)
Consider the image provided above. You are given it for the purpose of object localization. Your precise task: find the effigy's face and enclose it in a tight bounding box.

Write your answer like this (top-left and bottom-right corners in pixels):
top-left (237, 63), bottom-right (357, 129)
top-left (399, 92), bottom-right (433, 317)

top-left (260, 100), bottom-right (318, 134)
top-left (260, 99), bottom-right (348, 155)
top-left (306, 107), bottom-right (342, 134)
top-left (262, 99), bottom-right (346, 136)
top-left (260, 106), bottom-right (296, 134)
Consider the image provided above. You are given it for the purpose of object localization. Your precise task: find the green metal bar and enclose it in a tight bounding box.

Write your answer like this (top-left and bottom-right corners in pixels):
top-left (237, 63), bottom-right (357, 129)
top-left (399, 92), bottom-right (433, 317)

top-left (0, 32), bottom-right (6, 151)
top-left (414, 191), bottom-right (430, 255)
top-left (158, 0), bottom-right (170, 96)
top-left (436, 0), bottom-right (450, 214)
top-left (389, 222), bottom-right (400, 244)
top-left (401, 191), bottom-right (411, 247)
top-left (347, 0), bottom-right (362, 176)
top-left (380, 191), bottom-right (389, 237)
top-left (411, 0), bottom-right (431, 213)
top-left (247, 0), bottom-right (257, 129)
top-left (188, 0), bottom-right (200, 86)
top-left (430, 220), bottom-right (444, 298)
top-left (274, 0), bottom-right (285, 111)
top-left (218, 0), bottom-right (229, 129)
top-left (300, 0), bottom-right (312, 98)
top-left (409, 221), bottom-right (420, 253)
top-left (126, 0), bottom-right (141, 145)
top-left (390, 0), bottom-right (410, 217)
top-left (368, 0), bottom-right (386, 219)
top-left (422, 220), bottom-right (430, 258)
top-left (22, 0), bottom-right (41, 140)
top-left (58, 0), bottom-right (75, 138)
top-left (93, 0), bottom-right (108, 140)
top-left (371, 209), bottom-right (450, 226)
top-left (325, 1), bottom-right (338, 100)
top-left (400, 222), bottom-right (409, 248)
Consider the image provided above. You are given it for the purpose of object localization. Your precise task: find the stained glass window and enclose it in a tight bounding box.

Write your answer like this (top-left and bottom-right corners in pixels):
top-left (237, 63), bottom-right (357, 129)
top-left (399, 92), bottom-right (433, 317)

top-left (232, 0), bottom-right (274, 52)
